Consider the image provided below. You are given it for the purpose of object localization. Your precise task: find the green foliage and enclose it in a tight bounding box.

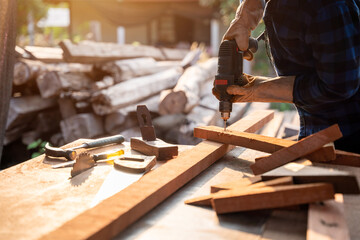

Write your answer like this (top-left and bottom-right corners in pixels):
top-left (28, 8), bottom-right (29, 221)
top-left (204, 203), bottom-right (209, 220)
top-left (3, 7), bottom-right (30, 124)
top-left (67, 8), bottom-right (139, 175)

top-left (17, 0), bottom-right (47, 35)
top-left (27, 139), bottom-right (47, 159)
top-left (200, 0), bottom-right (238, 25)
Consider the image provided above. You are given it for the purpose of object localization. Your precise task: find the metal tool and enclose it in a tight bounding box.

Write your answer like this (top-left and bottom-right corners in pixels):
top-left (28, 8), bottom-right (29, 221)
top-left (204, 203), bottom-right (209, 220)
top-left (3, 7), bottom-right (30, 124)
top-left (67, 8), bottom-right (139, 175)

top-left (136, 105), bottom-right (156, 141)
top-left (70, 149), bottom-right (125, 177)
top-left (45, 134), bottom-right (125, 161)
top-left (52, 149), bottom-right (125, 169)
top-left (214, 33), bottom-right (264, 131)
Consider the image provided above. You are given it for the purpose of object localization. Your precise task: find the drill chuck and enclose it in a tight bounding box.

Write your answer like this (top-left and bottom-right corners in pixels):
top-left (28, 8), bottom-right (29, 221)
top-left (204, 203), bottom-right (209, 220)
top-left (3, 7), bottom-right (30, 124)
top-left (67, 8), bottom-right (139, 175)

top-left (219, 101), bottom-right (232, 120)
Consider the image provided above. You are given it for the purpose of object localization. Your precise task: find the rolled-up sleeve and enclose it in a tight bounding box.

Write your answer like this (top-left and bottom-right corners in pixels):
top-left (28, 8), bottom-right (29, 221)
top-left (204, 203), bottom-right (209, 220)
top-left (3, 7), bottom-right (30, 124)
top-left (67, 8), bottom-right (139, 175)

top-left (293, 2), bottom-right (360, 111)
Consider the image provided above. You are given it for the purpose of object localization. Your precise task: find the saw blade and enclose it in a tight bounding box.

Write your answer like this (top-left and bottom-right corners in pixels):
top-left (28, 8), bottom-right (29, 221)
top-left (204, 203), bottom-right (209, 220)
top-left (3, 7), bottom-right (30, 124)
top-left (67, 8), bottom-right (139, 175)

top-left (71, 152), bottom-right (95, 178)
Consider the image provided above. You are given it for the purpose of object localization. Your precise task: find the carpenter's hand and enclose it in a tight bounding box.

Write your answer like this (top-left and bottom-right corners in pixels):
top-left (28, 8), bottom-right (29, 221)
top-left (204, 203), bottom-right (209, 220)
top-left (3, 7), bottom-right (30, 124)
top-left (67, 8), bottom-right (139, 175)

top-left (223, 0), bottom-right (264, 56)
top-left (227, 74), bottom-right (295, 103)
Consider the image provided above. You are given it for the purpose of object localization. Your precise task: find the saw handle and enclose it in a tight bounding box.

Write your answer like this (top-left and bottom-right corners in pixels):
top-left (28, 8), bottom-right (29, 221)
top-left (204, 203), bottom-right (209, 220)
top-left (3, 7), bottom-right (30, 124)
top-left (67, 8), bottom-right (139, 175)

top-left (80, 134), bottom-right (125, 149)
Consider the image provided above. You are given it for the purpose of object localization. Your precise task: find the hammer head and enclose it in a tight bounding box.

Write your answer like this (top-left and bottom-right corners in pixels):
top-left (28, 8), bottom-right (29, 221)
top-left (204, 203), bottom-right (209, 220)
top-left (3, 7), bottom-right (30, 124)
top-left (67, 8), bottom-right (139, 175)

top-left (45, 143), bottom-right (77, 161)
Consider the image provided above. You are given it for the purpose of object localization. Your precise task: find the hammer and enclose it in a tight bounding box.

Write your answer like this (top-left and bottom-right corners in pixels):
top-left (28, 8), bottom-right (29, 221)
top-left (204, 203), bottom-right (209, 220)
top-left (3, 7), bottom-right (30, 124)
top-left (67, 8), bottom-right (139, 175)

top-left (45, 134), bottom-right (125, 161)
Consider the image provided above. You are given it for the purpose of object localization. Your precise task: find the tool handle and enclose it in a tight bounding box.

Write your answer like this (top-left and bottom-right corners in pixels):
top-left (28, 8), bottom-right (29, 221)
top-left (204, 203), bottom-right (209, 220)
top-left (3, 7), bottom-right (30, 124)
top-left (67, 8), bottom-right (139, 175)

top-left (83, 134), bottom-right (125, 149)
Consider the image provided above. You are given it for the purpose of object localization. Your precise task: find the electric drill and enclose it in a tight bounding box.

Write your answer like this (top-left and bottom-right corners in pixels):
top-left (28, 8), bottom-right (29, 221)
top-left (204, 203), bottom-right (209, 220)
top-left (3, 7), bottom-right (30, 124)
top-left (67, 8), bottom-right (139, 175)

top-left (214, 35), bottom-right (262, 130)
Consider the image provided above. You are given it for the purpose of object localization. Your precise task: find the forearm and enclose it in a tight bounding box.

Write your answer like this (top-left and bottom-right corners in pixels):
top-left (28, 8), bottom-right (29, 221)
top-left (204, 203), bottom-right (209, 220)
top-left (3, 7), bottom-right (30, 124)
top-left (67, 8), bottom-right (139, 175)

top-left (227, 75), bottom-right (295, 103)
top-left (253, 76), bottom-right (295, 103)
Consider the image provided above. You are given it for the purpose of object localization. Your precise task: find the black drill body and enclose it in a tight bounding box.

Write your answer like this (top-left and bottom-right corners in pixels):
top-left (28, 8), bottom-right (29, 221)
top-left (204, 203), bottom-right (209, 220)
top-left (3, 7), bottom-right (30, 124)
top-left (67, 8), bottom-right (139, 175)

top-left (214, 37), bottom-right (260, 126)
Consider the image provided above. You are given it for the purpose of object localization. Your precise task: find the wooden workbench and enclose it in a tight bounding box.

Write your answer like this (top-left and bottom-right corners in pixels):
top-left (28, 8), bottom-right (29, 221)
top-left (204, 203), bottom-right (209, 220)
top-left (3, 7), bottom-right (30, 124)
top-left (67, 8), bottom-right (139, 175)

top-left (1, 141), bottom-right (360, 240)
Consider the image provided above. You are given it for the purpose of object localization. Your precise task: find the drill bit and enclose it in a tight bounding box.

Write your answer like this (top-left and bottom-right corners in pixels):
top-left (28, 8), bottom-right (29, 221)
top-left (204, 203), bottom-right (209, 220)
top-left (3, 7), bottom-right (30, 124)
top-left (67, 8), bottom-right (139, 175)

top-left (223, 119), bottom-right (227, 131)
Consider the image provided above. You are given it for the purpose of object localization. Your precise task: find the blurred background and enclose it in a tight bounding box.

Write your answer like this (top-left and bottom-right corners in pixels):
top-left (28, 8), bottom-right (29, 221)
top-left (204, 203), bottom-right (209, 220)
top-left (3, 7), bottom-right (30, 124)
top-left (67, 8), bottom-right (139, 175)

top-left (2, 0), bottom-right (296, 169)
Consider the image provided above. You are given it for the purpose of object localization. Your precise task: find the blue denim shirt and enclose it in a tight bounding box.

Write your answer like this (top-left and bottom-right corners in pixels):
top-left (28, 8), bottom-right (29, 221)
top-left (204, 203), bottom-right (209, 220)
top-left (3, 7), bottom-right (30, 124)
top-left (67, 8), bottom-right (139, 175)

top-left (264, 0), bottom-right (360, 138)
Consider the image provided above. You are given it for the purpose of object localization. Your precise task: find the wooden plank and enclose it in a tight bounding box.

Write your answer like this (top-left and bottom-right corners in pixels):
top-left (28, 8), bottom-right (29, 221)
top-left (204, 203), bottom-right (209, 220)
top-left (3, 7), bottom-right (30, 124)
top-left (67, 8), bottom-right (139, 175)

top-left (211, 183), bottom-right (334, 214)
top-left (211, 176), bottom-right (292, 194)
top-left (307, 194), bottom-right (350, 240)
top-left (326, 150), bottom-right (360, 168)
top-left (185, 177), bottom-right (293, 206)
top-left (250, 125), bottom-right (343, 175)
top-left (60, 40), bottom-right (165, 63)
top-left (211, 175), bottom-right (261, 193)
top-left (261, 161), bottom-right (360, 194)
top-left (40, 110), bottom-right (274, 240)
top-left (194, 126), bottom-right (336, 163)
top-left (24, 45), bottom-right (64, 63)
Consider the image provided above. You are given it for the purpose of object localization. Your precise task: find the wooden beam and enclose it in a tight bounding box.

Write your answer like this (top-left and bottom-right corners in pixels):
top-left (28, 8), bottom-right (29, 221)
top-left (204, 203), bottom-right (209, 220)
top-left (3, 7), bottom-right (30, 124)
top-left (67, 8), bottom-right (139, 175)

top-left (326, 150), bottom-right (360, 167)
top-left (250, 124), bottom-right (343, 175)
top-left (185, 177), bottom-right (293, 206)
top-left (194, 125), bottom-right (336, 163)
top-left (40, 110), bottom-right (274, 240)
top-left (211, 183), bottom-right (334, 214)
top-left (307, 194), bottom-right (350, 240)
top-left (261, 161), bottom-right (360, 194)
top-left (211, 175), bottom-right (261, 193)
top-left (211, 176), bottom-right (292, 193)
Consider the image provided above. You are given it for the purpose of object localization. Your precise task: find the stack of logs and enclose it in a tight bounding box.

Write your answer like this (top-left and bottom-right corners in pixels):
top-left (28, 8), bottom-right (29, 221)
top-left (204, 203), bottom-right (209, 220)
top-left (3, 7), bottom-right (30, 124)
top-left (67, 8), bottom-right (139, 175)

top-left (6, 40), bottom-right (232, 148)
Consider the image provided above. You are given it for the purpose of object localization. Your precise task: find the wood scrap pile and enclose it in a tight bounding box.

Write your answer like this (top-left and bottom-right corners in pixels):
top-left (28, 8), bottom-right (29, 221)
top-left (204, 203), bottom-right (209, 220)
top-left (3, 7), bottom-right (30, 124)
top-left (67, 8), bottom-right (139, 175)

top-left (185, 118), bottom-right (360, 239)
top-left (6, 40), bottom-right (224, 148)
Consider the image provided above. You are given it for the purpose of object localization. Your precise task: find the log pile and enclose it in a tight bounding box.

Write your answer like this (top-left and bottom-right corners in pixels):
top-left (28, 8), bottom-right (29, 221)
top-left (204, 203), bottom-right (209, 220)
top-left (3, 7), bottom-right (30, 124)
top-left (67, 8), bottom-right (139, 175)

top-left (6, 41), bottom-right (229, 148)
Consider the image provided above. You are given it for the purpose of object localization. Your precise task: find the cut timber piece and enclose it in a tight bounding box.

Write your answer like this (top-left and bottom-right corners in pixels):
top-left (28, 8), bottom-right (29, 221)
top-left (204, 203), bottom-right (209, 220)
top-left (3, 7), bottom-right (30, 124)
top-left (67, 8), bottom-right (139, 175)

top-left (130, 137), bottom-right (178, 161)
top-left (97, 58), bottom-right (167, 83)
top-left (60, 40), bottom-right (165, 63)
top-left (261, 161), bottom-right (360, 194)
top-left (158, 58), bottom-right (217, 115)
top-left (194, 126), bottom-right (336, 163)
top-left (211, 176), bottom-right (292, 193)
top-left (185, 177), bottom-right (293, 206)
top-left (6, 95), bottom-right (57, 130)
top-left (211, 175), bottom-right (262, 193)
top-left (160, 47), bottom-right (189, 61)
top-left (326, 150), bottom-right (360, 168)
top-left (211, 183), bottom-right (335, 214)
top-left (60, 113), bottom-right (104, 143)
top-left (92, 68), bottom-right (183, 115)
top-left (250, 124), bottom-right (343, 175)
top-left (13, 60), bottom-right (46, 85)
top-left (40, 110), bottom-right (274, 240)
top-left (24, 45), bottom-right (63, 63)
top-left (307, 194), bottom-right (350, 240)
top-left (37, 71), bottom-right (93, 98)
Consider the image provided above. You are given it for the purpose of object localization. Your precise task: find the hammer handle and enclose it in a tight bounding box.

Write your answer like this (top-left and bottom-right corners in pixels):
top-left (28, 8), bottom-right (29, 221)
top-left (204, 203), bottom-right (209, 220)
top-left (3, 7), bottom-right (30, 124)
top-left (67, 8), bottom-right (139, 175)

top-left (80, 134), bottom-right (125, 149)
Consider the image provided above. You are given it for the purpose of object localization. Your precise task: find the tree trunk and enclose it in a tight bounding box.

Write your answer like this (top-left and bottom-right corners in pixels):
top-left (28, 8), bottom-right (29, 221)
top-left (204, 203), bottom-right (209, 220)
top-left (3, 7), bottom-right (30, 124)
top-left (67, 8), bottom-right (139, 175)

top-left (37, 71), bottom-right (93, 98)
top-left (92, 67), bottom-right (183, 115)
top-left (0, 0), bottom-right (16, 163)
top-left (159, 58), bottom-right (217, 115)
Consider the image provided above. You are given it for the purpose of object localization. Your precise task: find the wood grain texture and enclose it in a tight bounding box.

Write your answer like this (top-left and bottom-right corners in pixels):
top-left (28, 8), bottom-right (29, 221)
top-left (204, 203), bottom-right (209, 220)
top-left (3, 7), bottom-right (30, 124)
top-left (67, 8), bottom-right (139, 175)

top-left (326, 150), bottom-right (360, 168)
top-left (261, 162), bottom-right (360, 194)
top-left (185, 177), bottom-right (293, 206)
top-left (130, 137), bottom-right (178, 161)
top-left (194, 126), bottom-right (336, 163)
top-left (211, 183), bottom-right (334, 214)
top-left (251, 124), bottom-right (343, 175)
top-left (39, 110), bottom-right (274, 240)
top-left (307, 194), bottom-right (350, 240)
top-left (211, 176), bottom-right (293, 193)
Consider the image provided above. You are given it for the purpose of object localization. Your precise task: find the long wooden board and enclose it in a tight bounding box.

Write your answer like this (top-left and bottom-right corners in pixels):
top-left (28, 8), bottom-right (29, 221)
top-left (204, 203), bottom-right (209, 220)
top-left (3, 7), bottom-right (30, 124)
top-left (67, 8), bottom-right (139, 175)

top-left (251, 124), bottom-right (343, 175)
top-left (307, 194), bottom-right (350, 240)
top-left (40, 110), bottom-right (274, 240)
top-left (194, 126), bottom-right (336, 162)
top-left (211, 183), bottom-right (334, 214)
